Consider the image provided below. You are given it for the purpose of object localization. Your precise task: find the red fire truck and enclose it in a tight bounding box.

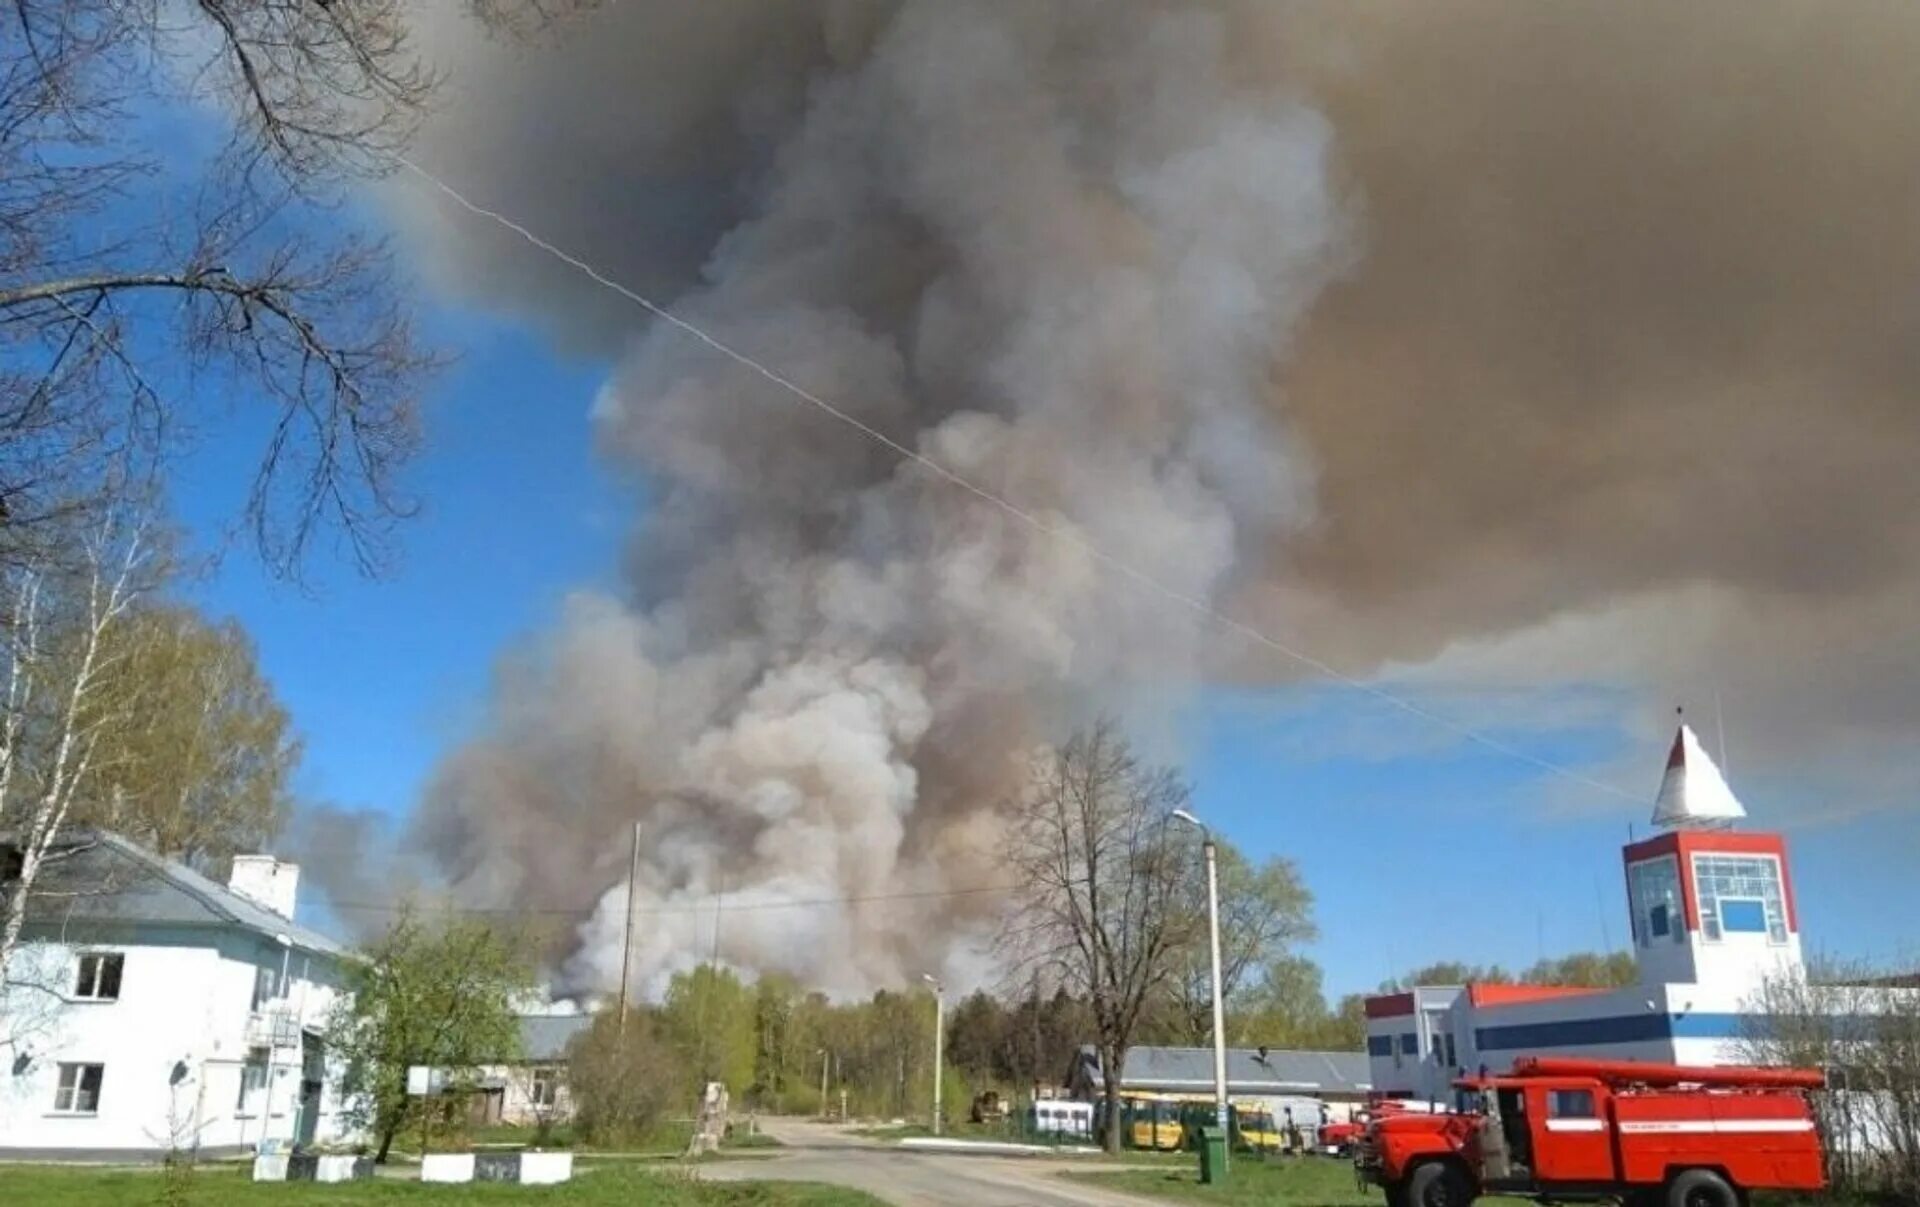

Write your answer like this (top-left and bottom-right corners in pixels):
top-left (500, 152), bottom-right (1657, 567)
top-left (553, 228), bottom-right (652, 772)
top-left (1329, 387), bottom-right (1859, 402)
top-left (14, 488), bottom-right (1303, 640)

top-left (1355, 1057), bottom-right (1825, 1207)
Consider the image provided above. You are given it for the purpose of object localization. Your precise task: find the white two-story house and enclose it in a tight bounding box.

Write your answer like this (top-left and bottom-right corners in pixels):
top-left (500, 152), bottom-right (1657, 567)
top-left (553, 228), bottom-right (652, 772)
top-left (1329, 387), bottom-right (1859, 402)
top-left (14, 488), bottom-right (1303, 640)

top-left (0, 830), bottom-right (360, 1160)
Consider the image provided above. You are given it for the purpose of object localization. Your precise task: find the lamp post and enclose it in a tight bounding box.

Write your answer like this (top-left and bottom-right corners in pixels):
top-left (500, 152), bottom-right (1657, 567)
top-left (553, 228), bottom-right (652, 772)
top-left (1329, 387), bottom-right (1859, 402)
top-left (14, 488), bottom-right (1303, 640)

top-left (818, 1049), bottom-right (830, 1119)
top-left (1172, 809), bottom-right (1227, 1143)
top-left (922, 974), bottom-right (945, 1136)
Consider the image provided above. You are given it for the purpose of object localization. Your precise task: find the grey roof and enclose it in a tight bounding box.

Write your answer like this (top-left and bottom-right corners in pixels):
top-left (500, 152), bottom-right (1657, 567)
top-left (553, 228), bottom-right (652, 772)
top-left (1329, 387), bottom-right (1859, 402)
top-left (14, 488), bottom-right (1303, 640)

top-left (518, 1013), bottom-right (593, 1062)
top-left (1085, 1044), bottom-right (1372, 1096)
top-left (8, 830), bottom-right (350, 958)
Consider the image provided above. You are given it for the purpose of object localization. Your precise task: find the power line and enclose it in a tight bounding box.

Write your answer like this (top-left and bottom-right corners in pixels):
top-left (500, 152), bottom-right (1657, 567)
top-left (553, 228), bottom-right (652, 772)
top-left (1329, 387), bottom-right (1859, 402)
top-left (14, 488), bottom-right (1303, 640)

top-left (395, 156), bottom-right (1640, 807)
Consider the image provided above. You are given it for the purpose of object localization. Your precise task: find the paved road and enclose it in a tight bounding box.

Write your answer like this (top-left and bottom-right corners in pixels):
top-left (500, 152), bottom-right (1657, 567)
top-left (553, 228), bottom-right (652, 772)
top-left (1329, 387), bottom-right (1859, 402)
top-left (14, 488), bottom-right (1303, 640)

top-left (697, 1119), bottom-right (1172, 1207)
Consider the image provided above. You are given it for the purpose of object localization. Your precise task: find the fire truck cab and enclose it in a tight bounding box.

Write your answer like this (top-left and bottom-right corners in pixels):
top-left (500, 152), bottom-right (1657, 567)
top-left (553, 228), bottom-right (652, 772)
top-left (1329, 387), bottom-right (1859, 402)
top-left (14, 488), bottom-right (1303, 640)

top-left (1357, 1058), bottom-right (1824, 1207)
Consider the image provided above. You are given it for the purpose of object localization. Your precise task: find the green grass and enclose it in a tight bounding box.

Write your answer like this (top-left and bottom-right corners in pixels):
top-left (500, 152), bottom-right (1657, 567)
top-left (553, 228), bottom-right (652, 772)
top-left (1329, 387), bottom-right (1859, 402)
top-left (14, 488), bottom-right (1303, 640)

top-left (1071, 1153), bottom-right (1376, 1207)
top-left (1072, 1153), bottom-right (1539, 1207)
top-left (0, 1163), bottom-right (881, 1207)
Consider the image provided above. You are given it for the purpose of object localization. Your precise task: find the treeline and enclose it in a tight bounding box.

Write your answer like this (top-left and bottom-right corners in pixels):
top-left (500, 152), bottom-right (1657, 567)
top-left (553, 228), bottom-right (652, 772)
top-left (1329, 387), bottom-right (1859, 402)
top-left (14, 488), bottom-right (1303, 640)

top-left (560, 945), bottom-right (1636, 1140)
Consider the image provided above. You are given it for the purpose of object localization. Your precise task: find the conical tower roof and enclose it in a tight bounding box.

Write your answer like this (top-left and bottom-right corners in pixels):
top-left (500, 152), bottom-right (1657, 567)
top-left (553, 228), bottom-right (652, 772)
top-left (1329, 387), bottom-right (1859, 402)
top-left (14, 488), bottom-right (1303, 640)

top-left (1651, 722), bottom-right (1746, 830)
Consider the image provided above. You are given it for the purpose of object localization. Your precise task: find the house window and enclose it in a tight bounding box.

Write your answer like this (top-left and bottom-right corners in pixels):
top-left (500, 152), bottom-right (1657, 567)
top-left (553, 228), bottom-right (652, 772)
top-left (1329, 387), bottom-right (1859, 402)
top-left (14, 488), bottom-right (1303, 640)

top-left (53, 1063), bottom-right (104, 1114)
top-left (250, 965), bottom-right (279, 1012)
top-left (530, 1067), bottom-right (559, 1109)
top-left (1692, 853), bottom-right (1788, 944)
top-left (1628, 856), bottom-right (1684, 947)
top-left (1549, 1089), bottom-right (1596, 1118)
top-left (237, 1051), bottom-right (269, 1114)
top-left (73, 953), bottom-right (123, 1001)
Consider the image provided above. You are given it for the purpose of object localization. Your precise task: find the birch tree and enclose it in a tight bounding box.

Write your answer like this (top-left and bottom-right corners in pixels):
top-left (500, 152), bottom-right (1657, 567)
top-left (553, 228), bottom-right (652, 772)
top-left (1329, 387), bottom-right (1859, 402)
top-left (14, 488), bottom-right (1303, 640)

top-left (999, 719), bottom-right (1199, 1152)
top-left (74, 606), bottom-right (298, 869)
top-left (0, 504), bottom-right (158, 998)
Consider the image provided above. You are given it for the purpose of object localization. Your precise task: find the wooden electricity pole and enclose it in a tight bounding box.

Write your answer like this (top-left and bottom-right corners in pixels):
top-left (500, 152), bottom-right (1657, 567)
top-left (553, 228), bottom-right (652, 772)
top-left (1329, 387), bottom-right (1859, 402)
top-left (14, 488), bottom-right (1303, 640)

top-left (618, 822), bottom-right (642, 1038)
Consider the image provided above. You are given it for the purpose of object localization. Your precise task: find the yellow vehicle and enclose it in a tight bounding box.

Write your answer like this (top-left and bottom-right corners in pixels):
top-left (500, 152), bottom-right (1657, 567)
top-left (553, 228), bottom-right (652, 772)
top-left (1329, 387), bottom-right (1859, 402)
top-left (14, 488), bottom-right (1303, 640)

top-left (1231, 1101), bottom-right (1283, 1153)
top-left (1119, 1093), bottom-right (1185, 1151)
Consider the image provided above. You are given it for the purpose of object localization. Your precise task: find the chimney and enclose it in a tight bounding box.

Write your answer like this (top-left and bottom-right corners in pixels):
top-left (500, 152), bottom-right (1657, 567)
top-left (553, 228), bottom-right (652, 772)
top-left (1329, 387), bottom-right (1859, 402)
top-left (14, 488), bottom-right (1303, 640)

top-left (228, 855), bottom-right (300, 921)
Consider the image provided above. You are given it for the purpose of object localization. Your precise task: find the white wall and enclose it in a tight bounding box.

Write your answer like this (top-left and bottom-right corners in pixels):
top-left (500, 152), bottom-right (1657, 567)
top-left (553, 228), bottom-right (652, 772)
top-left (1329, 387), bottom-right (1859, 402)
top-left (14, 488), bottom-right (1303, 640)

top-left (0, 928), bottom-right (355, 1157)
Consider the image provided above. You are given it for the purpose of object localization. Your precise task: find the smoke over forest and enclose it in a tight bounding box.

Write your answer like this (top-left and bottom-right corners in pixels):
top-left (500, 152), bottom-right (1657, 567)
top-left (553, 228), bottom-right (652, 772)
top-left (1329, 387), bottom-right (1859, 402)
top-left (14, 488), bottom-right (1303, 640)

top-left (329, 2), bottom-right (1920, 997)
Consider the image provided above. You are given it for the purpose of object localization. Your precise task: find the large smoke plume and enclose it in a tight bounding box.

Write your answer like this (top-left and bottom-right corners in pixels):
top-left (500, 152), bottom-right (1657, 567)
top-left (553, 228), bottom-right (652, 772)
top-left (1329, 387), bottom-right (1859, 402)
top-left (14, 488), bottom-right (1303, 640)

top-left (363, 1), bottom-right (1920, 996)
top-left (399, 1), bottom-right (1349, 996)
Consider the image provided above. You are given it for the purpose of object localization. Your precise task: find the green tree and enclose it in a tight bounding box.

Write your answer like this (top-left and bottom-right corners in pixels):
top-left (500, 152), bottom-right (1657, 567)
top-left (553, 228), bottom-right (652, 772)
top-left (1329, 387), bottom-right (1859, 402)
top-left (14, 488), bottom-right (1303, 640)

top-left (1168, 843), bottom-right (1316, 1045)
top-left (75, 606), bottom-right (300, 869)
top-left (660, 965), bottom-right (757, 1102)
top-left (946, 990), bottom-right (1009, 1089)
top-left (1321, 993), bottom-right (1369, 1050)
top-left (1381, 961), bottom-right (1514, 991)
top-left (568, 1009), bottom-right (684, 1145)
top-left (326, 909), bottom-right (537, 1162)
top-left (1521, 951), bottom-right (1637, 988)
top-left (1238, 954), bottom-right (1333, 1046)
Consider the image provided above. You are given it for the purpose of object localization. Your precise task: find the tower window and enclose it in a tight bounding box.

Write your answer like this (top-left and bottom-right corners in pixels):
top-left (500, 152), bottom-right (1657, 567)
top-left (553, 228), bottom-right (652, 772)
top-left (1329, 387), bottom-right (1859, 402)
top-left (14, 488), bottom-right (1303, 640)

top-left (1693, 853), bottom-right (1787, 944)
top-left (1628, 856), bottom-right (1684, 947)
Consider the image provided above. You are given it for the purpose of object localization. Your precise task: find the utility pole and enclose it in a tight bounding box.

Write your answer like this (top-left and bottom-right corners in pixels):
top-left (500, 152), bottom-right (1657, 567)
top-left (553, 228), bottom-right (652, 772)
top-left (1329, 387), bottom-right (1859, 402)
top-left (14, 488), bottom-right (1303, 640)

top-left (618, 822), bottom-right (642, 1038)
top-left (1172, 809), bottom-right (1228, 1154)
top-left (922, 974), bottom-right (945, 1135)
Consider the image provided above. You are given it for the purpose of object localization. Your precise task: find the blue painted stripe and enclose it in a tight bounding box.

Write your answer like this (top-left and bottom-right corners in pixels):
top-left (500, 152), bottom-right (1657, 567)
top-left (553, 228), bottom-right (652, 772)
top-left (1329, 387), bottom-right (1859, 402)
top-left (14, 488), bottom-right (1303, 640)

top-left (1475, 1014), bottom-right (1670, 1051)
top-left (1476, 1011), bottom-right (1884, 1050)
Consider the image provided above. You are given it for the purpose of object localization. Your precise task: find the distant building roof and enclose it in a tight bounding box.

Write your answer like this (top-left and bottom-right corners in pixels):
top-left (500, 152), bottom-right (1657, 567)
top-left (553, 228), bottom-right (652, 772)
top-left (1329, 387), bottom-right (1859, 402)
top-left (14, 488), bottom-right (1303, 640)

top-left (3, 830), bottom-right (349, 958)
top-left (1072, 1044), bottom-right (1372, 1097)
top-left (1466, 984), bottom-right (1609, 1008)
top-left (518, 1013), bottom-right (593, 1062)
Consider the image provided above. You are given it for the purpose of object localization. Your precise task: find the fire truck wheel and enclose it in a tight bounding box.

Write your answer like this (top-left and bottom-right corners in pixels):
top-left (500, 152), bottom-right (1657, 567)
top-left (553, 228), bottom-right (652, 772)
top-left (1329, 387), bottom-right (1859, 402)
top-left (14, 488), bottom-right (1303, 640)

top-left (1406, 1161), bottom-right (1472, 1207)
top-left (1666, 1168), bottom-right (1738, 1207)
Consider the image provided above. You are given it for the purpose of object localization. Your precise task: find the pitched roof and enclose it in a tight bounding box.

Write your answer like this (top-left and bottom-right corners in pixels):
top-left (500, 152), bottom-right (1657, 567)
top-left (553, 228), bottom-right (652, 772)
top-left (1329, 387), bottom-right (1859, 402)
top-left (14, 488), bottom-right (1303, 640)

top-left (518, 1013), bottom-right (593, 1062)
top-left (1081, 1044), bottom-right (1372, 1096)
top-left (7, 830), bottom-right (350, 958)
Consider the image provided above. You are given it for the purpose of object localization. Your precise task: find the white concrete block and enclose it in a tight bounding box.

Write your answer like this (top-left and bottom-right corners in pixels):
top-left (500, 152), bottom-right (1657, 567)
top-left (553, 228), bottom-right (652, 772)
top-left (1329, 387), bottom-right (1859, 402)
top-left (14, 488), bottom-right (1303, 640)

top-left (518, 1151), bottom-right (573, 1184)
top-left (420, 1152), bottom-right (475, 1183)
top-left (251, 1154), bottom-right (289, 1182)
top-left (313, 1155), bottom-right (363, 1182)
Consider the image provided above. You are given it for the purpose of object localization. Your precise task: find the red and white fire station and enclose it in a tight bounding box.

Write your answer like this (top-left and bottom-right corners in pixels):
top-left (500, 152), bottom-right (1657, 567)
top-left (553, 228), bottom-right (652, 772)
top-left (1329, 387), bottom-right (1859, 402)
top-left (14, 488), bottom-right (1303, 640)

top-left (1366, 723), bottom-right (1810, 1103)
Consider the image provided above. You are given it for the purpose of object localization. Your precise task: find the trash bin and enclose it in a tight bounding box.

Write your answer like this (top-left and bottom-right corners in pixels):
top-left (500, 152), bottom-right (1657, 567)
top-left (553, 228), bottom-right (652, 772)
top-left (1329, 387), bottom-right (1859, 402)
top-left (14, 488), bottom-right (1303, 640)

top-left (1198, 1127), bottom-right (1229, 1185)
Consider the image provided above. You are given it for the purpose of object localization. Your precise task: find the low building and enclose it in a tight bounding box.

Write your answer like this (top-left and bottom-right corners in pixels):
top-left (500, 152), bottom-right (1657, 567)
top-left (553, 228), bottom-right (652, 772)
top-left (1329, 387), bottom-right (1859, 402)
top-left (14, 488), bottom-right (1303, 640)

top-left (1068, 1042), bottom-right (1372, 1120)
top-left (1365, 723), bottom-right (1853, 1103)
top-left (467, 1013), bottom-right (593, 1126)
top-left (0, 831), bottom-right (357, 1160)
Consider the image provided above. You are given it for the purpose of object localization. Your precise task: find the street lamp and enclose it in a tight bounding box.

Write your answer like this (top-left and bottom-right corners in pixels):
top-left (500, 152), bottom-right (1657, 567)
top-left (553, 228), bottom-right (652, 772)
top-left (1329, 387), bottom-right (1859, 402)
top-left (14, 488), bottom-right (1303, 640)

top-left (817, 1049), bottom-right (830, 1120)
top-left (1171, 810), bottom-right (1227, 1142)
top-left (922, 973), bottom-right (945, 1136)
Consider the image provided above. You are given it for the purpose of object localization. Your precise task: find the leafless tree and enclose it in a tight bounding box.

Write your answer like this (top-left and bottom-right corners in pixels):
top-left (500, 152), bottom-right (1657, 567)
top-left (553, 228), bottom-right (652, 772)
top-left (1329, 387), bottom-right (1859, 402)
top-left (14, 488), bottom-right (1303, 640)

top-left (1741, 959), bottom-right (1920, 1198)
top-left (1, 1), bottom-right (596, 578)
top-left (999, 719), bottom-right (1200, 1152)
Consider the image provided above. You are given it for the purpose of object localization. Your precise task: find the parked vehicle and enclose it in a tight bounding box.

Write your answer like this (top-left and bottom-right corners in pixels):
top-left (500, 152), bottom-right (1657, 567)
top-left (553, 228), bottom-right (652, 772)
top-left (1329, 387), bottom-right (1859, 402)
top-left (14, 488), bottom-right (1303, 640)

top-left (1355, 1057), bottom-right (1825, 1207)
top-left (970, 1090), bottom-right (1009, 1124)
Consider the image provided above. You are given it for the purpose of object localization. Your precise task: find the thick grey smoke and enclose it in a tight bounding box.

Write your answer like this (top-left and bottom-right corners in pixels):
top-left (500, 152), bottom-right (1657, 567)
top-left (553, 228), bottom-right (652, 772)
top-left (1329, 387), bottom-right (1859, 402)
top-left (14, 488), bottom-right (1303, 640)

top-left (381, 1), bottom-right (1920, 994)
top-left (399, 1), bottom-right (1349, 996)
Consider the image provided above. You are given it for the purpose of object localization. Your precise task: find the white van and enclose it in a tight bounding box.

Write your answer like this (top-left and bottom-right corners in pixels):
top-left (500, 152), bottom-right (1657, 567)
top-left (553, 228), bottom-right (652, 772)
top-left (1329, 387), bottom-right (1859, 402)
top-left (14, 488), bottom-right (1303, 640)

top-left (1028, 1098), bottom-right (1095, 1139)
